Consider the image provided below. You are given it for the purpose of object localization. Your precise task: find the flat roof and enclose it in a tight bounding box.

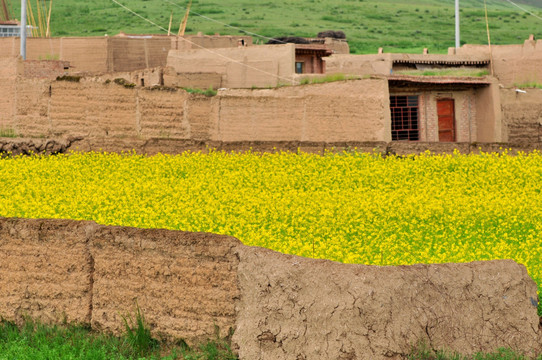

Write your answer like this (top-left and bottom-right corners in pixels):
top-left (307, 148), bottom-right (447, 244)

top-left (391, 54), bottom-right (490, 66)
top-left (388, 75), bottom-right (492, 90)
top-left (295, 44), bottom-right (333, 56)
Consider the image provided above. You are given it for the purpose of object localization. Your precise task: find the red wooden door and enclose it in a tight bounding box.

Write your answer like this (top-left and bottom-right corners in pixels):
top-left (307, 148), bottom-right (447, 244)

top-left (437, 99), bottom-right (455, 142)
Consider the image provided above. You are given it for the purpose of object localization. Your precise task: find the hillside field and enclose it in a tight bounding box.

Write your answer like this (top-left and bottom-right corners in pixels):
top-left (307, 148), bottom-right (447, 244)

top-left (5, 0), bottom-right (542, 53)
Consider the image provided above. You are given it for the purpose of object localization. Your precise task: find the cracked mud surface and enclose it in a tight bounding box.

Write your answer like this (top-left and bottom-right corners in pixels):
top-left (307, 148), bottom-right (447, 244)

top-left (234, 246), bottom-right (541, 360)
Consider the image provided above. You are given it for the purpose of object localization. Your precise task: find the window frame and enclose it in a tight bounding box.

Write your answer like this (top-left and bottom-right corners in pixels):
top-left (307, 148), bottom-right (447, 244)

top-left (390, 95), bottom-right (420, 141)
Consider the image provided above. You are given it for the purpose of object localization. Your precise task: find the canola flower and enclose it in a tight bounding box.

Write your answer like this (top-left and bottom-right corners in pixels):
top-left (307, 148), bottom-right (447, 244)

top-left (0, 150), bottom-right (541, 293)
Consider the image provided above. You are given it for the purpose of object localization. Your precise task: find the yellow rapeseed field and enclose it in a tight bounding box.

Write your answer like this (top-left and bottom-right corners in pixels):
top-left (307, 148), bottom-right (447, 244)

top-left (0, 150), bottom-right (541, 290)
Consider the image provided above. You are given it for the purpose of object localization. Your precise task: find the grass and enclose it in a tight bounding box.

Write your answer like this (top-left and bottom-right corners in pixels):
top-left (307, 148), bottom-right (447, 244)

top-left (394, 68), bottom-right (490, 77)
top-left (409, 343), bottom-right (542, 360)
top-left (299, 73), bottom-right (359, 85)
top-left (0, 311), bottom-right (237, 359)
top-left (1, 317), bottom-right (540, 359)
top-left (0, 127), bottom-right (18, 138)
top-left (5, 0), bottom-right (542, 54)
top-left (514, 82), bottom-right (542, 89)
top-left (182, 86), bottom-right (218, 96)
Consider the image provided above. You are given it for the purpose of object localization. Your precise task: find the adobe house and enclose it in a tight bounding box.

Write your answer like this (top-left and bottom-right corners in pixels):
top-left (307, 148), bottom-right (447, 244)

top-left (384, 56), bottom-right (501, 143)
top-left (387, 75), bottom-right (501, 143)
top-left (324, 51), bottom-right (505, 142)
top-left (294, 44), bottom-right (332, 74)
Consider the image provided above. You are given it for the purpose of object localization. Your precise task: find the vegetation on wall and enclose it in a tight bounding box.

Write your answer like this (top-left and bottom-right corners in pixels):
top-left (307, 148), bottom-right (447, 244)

top-left (6, 0), bottom-right (542, 54)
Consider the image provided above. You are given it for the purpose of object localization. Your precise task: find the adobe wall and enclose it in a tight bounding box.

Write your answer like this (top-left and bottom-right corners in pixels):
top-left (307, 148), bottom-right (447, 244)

top-left (1, 36), bottom-right (245, 74)
top-left (177, 35), bottom-right (253, 51)
top-left (0, 217), bottom-right (540, 358)
top-left (21, 60), bottom-right (69, 79)
top-left (163, 67), bottom-right (223, 89)
top-left (325, 53), bottom-right (393, 76)
top-left (235, 247), bottom-right (541, 359)
top-left (476, 80), bottom-right (504, 143)
top-left (454, 40), bottom-right (542, 87)
top-left (0, 217), bottom-right (241, 343)
top-left (0, 37), bottom-right (109, 73)
top-left (166, 44), bottom-right (296, 88)
top-left (213, 79), bottom-right (391, 142)
top-left (108, 37), bottom-right (172, 72)
top-left (0, 219), bottom-right (93, 325)
top-left (500, 88), bottom-right (542, 144)
top-left (0, 57), bottom-right (18, 130)
top-left (6, 74), bottom-right (391, 143)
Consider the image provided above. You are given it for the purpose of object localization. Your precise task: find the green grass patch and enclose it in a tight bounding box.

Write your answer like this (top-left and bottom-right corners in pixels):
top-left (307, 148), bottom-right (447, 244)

top-left (113, 78), bottom-right (137, 88)
top-left (408, 342), bottom-right (542, 359)
top-left (514, 82), bottom-right (542, 89)
top-left (0, 315), bottom-right (237, 360)
top-left (182, 86), bottom-right (218, 97)
top-left (395, 68), bottom-right (490, 77)
top-left (299, 73), bottom-right (360, 85)
top-left (56, 75), bottom-right (81, 82)
top-left (0, 127), bottom-right (18, 138)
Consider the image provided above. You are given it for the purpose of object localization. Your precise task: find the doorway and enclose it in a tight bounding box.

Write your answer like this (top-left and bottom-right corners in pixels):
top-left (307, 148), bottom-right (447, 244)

top-left (437, 99), bottom-right (455, 142)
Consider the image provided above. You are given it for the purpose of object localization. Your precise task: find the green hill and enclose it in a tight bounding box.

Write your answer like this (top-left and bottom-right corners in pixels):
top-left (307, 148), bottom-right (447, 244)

top-left (8, 0), bottom-right (542, 53)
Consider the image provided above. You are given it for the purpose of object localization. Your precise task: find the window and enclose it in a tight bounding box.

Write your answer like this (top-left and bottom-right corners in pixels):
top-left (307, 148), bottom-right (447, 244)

top-left (295, 62), bottom-right (304, 74)
top-left (390, 95), bottom-right (419, 141)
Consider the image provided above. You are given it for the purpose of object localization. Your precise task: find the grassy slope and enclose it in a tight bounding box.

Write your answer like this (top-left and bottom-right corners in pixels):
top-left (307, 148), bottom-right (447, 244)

top-left (6, 0), bottom-right (542, 53)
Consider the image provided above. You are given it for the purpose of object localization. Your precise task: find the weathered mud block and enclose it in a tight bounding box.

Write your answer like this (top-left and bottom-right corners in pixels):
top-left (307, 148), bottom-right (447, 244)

top-left (234, 247), bottom-right (541, 359)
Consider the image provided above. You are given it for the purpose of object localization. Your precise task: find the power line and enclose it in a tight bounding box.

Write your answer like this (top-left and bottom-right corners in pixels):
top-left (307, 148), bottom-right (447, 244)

top-left (501, 0), bottom-right (542, 21)
top-left (110, 0), bottom-right (168, 32)
top-left (109, 0), bottom-right (297, 85)
top-left (161, 0), bottom-right (288, 44)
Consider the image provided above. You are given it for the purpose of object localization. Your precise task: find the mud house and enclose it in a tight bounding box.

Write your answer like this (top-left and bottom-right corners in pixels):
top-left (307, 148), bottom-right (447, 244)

top-left (294, 44), bottom-right (332, 74)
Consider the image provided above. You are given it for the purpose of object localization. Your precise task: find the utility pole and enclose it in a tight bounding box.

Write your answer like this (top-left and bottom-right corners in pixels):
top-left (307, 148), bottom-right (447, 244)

top-left (20, 0), bottom-right (27, 60)
top-left (455, 0), bottom-right (460, 49)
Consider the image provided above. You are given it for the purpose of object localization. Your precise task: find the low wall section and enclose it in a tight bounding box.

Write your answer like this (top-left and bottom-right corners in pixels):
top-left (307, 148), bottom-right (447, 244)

top-left (455, 40), bottom-right (542, 87)
top-left (0, 217), bottom-right (540, 359)
top-left (166, 44), bottom-right (296, 88)
top-left (501, 88), bottom-right (542, 144)
top-left (0, 35), bottom-right (248, 74)
top-left (4, 74), bottom-right (391, 143)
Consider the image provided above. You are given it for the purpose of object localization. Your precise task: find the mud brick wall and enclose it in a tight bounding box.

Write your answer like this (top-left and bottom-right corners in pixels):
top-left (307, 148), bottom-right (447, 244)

top-left (456, 40), bottom-right (542, 87)
top-left (215, 79), bottom-right (391, 142)
top-left (501, 89), bottom-right (542, 144)
top-left (0, 58), bottom-right (18, 130)
top-left (0, 218), bottom-right (93, 324)
top-left (15, 79), bottom-right (51, 137)
top-left (0, 217), bottom-right (241, 344)
top-left (89, 225), bottom-right (241, 342)
top-left (22, 60), bottom-right (69, 79)
top-left (235, 247), bottom-right (542, 359)
top-left (0, 217), bottom-right (541, 357)
top-left (7, 76), bottom-right (391, 143)
top-left (109, 38), bottom-right (172, 73)
top-left (138, 89), bottom-right (190, 139)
